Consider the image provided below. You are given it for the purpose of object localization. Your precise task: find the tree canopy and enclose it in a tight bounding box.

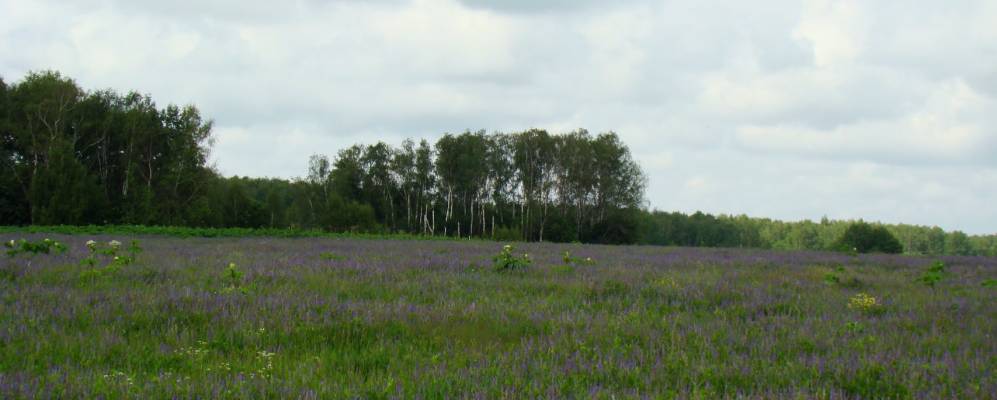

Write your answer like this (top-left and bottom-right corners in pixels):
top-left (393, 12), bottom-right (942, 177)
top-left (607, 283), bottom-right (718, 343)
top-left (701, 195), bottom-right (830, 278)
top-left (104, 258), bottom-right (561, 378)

top-left (833, 221), bottom-right (904, 254)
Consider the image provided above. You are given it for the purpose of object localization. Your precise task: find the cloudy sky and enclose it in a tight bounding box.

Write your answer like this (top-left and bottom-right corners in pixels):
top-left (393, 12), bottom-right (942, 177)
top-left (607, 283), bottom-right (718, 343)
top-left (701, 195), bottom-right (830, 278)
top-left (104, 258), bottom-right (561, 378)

top-left (3, 0), bottom-right (996, 233)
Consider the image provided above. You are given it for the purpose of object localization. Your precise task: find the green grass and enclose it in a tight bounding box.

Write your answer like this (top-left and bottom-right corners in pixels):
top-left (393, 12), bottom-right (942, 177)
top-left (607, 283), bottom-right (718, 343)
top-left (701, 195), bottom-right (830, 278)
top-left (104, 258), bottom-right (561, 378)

top-left (0, 234), bottom-right (994, 398)
top-left (0, 224), bottom-right (480, 241)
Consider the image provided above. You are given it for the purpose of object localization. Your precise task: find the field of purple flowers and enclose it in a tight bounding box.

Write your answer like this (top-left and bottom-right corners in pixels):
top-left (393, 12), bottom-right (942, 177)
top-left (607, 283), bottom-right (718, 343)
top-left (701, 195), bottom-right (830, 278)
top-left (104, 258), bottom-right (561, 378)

top-left (1, 233), bottom-right (995, 398)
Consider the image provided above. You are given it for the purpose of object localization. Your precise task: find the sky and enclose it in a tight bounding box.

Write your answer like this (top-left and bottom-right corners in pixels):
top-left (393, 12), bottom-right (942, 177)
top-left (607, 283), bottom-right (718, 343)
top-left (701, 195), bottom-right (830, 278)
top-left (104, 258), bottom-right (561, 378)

top-left (2, 0), bottom-right (996, 234)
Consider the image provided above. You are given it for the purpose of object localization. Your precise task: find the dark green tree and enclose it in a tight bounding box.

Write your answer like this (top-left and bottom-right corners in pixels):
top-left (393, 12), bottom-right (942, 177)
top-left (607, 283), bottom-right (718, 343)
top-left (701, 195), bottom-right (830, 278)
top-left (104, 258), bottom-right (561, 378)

top-left (834, 221), bottom-right (903, 254)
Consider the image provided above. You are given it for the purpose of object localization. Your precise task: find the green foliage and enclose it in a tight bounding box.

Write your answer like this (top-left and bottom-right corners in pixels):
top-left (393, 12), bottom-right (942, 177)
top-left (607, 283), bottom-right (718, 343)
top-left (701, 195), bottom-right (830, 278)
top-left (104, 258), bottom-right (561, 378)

top-left (843, 321), bottom-right (865, 334)
top-left (81, 239), bottom-right (141, 267)
top-left (638, 211), bottom-right (996, 256)
top-left (78, 240), bottom-right (142, 282)
top-left (221, 262), bottom-right (248, 294)
top-left (916, 261), bottom-right (946, 289)
top-left (4, 237), bottom-right (67, 257)
top-left (491, 227), bottom-right (522, 242)
top-left (493, 244), bottom-right (531, 272)
top-left (2, 70), bottom-right (649, 244)
top-left (2, 71), bottom-right (213, 227)
top-left (839, 364), bottom-right (910, 399)
top-left (834, 221), bottom-right (903, 254)
top-left (0, 224), bottom-right (478, 242)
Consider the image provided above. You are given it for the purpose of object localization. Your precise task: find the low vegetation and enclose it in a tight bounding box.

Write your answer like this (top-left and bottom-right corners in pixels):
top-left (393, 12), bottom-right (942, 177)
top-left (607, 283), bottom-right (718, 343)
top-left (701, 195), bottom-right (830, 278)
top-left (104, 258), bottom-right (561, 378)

top-left (1, 233), bottom-right (994, 398)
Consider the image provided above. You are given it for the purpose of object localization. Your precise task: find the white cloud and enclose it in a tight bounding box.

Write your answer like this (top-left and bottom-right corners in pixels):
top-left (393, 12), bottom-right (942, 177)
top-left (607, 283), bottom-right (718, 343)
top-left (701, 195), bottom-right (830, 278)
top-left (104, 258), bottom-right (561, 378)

top-left (2, 0), bottom-right (996, 233)
top-left (793, 0), bottom-right (868, 67)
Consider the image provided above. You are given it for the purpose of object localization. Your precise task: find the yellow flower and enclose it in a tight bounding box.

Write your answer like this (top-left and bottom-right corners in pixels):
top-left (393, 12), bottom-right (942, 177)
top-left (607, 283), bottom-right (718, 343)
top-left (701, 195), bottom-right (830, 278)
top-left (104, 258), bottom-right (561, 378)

top-left (848, 293), bottom-right (881, 312)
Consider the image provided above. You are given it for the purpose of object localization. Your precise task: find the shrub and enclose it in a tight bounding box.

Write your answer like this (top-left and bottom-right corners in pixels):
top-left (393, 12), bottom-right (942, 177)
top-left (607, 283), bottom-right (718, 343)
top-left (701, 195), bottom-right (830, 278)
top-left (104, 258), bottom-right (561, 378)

top-left (916, 261), bottom-right (946, 289)
top-left (834, 222), bottom-right (903, 254)
top-left (493, 245), bottom-right (530, 272)
top-left (5, 238), bottom-right (67, 257)
top-left (222, 262), bottom-right (247, 293)
top-left (81, 239), bottom-right (141, 268)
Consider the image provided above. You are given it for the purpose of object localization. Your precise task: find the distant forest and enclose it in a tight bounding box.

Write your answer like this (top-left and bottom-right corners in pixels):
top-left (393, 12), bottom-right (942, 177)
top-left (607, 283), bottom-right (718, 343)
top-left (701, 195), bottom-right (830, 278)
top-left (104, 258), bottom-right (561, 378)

top-left (2, 71), bottom-right (995, 255)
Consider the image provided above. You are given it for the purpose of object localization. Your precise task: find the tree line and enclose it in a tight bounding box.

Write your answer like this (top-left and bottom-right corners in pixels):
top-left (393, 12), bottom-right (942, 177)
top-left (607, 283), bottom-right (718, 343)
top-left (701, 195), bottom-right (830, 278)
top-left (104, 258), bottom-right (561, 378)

top-left (0, 71), bottom-right (213, 227)
top-left (0, 71), bottom-right (647, 243)
top-left (640, 212), bottom-right (995, 256)
top-left (203, 128), bottom-right (648, 244)
top-left (2, 71), bottom-right (994, 254)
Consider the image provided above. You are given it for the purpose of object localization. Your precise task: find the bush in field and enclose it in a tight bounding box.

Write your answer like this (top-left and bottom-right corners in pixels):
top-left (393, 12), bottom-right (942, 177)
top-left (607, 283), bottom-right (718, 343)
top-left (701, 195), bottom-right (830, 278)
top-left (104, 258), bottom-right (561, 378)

top-left (221, 262), bottom-right (248, 294)
top-left (4, 238), bottom-right (67, 257)
top-left (834, 222), bottom-right (903, 254)
top-left (81, 240), bottom-right (141, 268)
top-left (493, 245), bottom-right (530, 271)
top-left (79, 240), bottom-right (142, 282)
top-left (916, 261), bottom-right (946, 289)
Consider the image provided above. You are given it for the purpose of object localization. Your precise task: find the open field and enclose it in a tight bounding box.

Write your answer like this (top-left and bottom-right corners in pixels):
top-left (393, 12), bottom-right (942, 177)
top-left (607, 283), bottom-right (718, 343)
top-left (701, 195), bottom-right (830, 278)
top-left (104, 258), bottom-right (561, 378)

top-left (1, 234), bottom-right (994, 398)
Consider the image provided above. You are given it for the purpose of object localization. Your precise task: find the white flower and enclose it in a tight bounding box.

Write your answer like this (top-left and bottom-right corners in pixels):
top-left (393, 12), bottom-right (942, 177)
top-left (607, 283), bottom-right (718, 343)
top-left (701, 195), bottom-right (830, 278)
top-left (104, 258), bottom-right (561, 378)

top-left (108, 240), bottom-right (121, 249)
top-left (5, 239), bottom-right (13, 248)
top-left (85, 240), bottom-right (97, 249)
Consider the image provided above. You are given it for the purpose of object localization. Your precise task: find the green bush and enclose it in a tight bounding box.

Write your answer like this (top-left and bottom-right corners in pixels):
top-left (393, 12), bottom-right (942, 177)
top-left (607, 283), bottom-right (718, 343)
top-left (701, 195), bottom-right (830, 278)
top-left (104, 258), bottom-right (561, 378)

top-left (493, 244), bottom-right (531, 272)
top-left (833, 221), bottom-right (903, 254)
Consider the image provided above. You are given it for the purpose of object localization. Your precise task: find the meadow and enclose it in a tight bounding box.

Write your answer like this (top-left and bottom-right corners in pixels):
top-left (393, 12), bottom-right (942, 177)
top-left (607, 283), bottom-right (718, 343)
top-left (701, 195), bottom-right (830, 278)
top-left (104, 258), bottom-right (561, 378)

top-left (0, 233), bottom-right (994, 399)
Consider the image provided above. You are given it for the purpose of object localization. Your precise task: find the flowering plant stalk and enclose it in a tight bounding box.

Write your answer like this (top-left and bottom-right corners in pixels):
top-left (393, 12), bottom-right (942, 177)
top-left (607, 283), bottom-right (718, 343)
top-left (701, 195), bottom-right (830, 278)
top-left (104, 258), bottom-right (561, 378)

top-left (5, 238), bottom-right (67, 257)
top-left (494, 244), bottom-right (531, 271)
